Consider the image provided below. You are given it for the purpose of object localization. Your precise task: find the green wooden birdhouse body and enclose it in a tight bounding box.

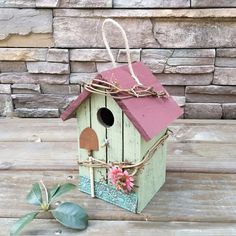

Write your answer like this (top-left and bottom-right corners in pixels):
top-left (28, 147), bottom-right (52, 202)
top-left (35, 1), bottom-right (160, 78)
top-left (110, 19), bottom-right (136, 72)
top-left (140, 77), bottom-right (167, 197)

top-left (75, 93), bottom-right (167, 213)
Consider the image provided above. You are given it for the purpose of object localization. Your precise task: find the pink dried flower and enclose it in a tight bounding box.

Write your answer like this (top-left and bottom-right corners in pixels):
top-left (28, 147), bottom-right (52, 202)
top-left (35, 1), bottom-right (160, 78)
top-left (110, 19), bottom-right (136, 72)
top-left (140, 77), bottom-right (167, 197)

top-left (108, 166), bottom-right (134, 193)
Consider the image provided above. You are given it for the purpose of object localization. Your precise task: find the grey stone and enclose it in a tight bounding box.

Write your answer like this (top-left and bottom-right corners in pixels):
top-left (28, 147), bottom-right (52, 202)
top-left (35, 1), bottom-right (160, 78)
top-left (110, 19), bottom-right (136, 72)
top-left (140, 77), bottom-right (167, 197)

top-left (222, 104), bottom-right (236, 119)
top-left (0, 62), bottom-right (26, 72)
top-left (217, 48), bottom-right (236, 58)
top-left (0, 9), bottom-right (52, 41)
top-left (153, 19), bottom-right (236, 48)
top-left (0, 33), bottom-right (53, 48)
top-left (14, 108), bottom-right (59, 118)
top-left (47, 49), bottom-right (69, 63)
top-left (192, 0), bottom-right (236, 7)
top-left (186, 85), bottom-right (236, 95)
top-left (0, 0), bottom-right (35, 7)
top-left (215, 58), bottom-right (236, 67)
top-left (41, 84), bottom-right (80, 94)
top-left (54, 18), bottom-right (157, 48)
top-left (156, 73), bottom-right (213, 85)
top-left (186, 94), bottom-right (236, 103)
top-left (172, 96), bottom-right (186, 107)
top-left (59, 0), bottom-right (112, 7)
top-left (0, 73), bottom-right (69, 84)
top-left (185, 103), bottom-right (222, 119)
top-left (113, 0), bottom-right (190, 8)
top-left (142, 49), bottom-right (173, 73)
top-left (163, 85), bottom-right (185, 96)
top-left (164, 65), bottom-right (214, 74)
top-left (96, 62), bottom-right (125, 73)
top-left (70, 73), bottom-right (96, 84)
top-left (167, 58), bottom-right (215, 66)
top-left (11, 84), bottom-right (41, 94)
top-left (0, 95), bottom-right (13, 117)
top-left (70, 49), bottom-right (118, 62)
top-left (36, 0), bottom-right (59, 7)
top-left (54, 8), bottom-right (236, 18)
top-left (27, 62), bottom-right (70, 74)
top-left (172, 49), bottom-right (215, 58)
top-left (12, 94), bottom-right (77, 111)
top-left (213, 67), bottom-right (236, 85)
top-left (0, 48), bottom-right (47, 61)
top-left (71, 62), bottom-right (97, 73)
top-left (0, 84), bottom-right (11, 94)
top-left (117, 49), bottom-right (141, 63)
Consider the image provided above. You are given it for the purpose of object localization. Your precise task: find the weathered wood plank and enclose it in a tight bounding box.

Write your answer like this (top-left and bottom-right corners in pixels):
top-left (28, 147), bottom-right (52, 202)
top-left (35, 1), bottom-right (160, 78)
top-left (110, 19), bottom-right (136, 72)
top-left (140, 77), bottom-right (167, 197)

top-left (2, 219), bottom-right (236, 236)
top-left (168, 122), bottom-right (236, 143)
top-left (167, 142), bottom-right (236, 173)
top-left (0, 142), bottom-right (235, 173)
top-left (1, 171), bottom-right (236, 222)
top-left (1, 118), bottom-right (235, 143)
top-left (0, 118), bottom-right (77, 142)
top-left (0, 142), bottom-right (77, 170)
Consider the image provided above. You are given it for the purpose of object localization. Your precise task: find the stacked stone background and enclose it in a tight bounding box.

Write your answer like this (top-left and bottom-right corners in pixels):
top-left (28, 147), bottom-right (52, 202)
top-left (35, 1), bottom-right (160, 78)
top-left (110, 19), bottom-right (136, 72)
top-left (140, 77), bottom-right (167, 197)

top-left (0, 1), bottom-right (236, 119)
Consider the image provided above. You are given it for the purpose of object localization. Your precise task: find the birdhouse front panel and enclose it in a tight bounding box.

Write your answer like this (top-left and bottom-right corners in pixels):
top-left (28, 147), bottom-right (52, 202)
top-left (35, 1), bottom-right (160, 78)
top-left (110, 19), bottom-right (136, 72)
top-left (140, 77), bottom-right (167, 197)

top-left (76, 91), bottom-right (168, 213)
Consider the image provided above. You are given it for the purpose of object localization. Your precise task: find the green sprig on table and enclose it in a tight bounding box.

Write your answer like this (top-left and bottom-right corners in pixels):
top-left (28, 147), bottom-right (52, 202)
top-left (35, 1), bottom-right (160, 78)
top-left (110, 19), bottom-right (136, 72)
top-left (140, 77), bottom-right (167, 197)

top-left (10, 181), bottom-right (88, 236)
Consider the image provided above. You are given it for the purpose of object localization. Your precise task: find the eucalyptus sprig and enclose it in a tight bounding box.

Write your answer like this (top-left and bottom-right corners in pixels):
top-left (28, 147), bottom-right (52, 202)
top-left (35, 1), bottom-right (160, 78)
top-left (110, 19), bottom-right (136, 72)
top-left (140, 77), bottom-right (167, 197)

top-left (10, 181), bottom-right (88, 236)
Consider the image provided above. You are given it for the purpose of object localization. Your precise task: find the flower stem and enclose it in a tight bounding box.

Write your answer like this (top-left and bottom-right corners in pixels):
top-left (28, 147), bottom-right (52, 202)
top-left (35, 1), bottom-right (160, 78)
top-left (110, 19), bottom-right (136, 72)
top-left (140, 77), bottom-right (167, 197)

top-left (40, 180), bottom-right (49, 205)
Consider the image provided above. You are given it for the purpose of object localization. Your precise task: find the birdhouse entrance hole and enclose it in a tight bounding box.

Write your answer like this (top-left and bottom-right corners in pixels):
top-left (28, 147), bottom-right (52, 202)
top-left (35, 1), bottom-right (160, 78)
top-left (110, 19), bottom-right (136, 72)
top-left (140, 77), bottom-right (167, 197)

top-left (97, 107), bottom-right (114, 128)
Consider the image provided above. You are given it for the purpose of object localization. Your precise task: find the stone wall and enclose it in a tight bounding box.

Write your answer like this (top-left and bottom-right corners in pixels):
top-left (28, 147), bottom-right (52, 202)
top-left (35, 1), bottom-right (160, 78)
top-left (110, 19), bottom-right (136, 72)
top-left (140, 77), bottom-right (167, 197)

top-left (0, 1), bottom-right (236, 119)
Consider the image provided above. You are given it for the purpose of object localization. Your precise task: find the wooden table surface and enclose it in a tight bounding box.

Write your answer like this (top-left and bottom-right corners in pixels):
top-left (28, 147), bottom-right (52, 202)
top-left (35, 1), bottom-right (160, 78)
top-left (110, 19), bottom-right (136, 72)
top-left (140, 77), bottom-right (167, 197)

top-left (0, 118), bottom-right (236, 235)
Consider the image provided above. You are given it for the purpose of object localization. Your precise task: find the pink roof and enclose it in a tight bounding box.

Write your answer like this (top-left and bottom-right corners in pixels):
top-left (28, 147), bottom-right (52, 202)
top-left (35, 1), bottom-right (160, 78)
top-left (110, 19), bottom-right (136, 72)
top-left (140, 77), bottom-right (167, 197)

top-left (61, 62), bottom-right (183, 141)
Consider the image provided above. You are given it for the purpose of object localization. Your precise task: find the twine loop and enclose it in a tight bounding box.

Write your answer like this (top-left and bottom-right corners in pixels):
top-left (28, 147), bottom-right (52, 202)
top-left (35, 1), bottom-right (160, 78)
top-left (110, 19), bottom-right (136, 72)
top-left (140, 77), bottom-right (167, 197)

top-left (102, 18), bottom-right (142, 85)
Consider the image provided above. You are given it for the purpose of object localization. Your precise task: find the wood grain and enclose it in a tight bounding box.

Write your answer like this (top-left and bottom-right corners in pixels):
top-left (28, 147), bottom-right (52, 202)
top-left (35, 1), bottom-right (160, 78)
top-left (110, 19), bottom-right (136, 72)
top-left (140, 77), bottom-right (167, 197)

top-left (1, 171), bottom-right (236, 222)
top-left (3, 219), bottom-right (236, 236)
top-left (1, 118), bottom-right (236, 233)
top-left (1, 142), bottom-right (235, 173)
top-left (0, 118), bottom-right (235, 143)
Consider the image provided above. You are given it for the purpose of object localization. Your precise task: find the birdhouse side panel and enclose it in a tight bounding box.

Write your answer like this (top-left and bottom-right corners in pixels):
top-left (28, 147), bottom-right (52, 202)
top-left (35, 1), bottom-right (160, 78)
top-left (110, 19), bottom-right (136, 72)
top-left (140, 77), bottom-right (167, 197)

top-left (76, 98), bottom-right (91, 178)
top-left (136, 130), bottom-right (167, 212)
top-left (90, 94), bottom-right (107, 181)
top-left (106, 97), bottom-right (123, 164)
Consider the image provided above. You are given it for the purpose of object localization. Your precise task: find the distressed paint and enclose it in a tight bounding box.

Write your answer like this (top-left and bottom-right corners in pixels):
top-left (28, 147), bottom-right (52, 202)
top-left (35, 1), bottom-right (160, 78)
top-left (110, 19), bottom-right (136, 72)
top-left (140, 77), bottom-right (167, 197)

top-left (76, 98), bottom-right (90, 178)
top-left (106, 96), bottom-right (123, 163)
top-left (123, 114), bottom-right (141, 164)
top-left (137, 130), bottom-right (167, 212)
top-left (90, 93), bottom-right (106, 181)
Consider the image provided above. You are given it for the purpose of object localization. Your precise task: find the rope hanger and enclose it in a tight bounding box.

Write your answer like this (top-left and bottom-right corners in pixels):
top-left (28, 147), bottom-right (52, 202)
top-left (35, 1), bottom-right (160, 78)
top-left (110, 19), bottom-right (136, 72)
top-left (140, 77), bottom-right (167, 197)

top-left (84, 18), bottom-right (169, 99)
top-left (102, 18), bottom-right (142, 85)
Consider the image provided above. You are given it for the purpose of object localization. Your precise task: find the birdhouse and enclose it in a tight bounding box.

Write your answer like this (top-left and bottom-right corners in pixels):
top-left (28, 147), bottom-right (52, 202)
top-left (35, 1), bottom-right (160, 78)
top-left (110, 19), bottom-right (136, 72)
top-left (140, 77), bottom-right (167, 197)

top-left (61, 19), bottom-right (182, 213)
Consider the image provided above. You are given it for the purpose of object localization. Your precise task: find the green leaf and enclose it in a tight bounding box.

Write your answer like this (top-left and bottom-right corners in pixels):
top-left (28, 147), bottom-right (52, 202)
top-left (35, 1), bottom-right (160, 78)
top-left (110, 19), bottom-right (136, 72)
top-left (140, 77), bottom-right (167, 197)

top-left (49, 183), bottom-right (76, 202)
top-left (10, 212), bottom-right (38, 236)
top-left (48, 184), bottom-right (60, 203)
top-left (52, 202), bottom-right (88, 230)
top-left (26, 183), bottom-right (42, 206)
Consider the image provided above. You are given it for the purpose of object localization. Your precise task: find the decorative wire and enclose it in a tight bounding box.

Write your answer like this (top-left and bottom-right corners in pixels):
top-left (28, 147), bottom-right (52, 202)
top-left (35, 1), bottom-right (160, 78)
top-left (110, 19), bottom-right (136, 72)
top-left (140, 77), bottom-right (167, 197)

top-left (78, 130), bottom-right (170, 176)
top-left (84, 78), bottom-right (169, 100)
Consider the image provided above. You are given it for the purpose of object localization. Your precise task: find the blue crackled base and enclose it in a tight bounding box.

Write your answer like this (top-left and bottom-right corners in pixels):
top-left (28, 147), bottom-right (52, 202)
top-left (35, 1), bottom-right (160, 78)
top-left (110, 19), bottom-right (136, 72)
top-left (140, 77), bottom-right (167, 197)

top-left (79, 176), bottom-right (138, 213)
